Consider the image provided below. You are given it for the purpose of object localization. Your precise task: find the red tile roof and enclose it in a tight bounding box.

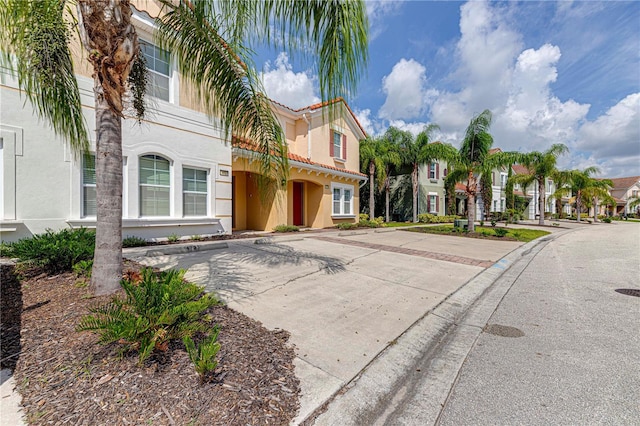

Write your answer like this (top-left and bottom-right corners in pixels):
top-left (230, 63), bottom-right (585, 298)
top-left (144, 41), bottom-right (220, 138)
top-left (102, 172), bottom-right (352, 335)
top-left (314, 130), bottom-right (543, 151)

top-left (608, 176), bottom-right (640, 190)
top-left (488, 148), bottom-right (502, 154)
top-left (270, 97), bottom-right (367, 138)
top-left (512, 164), bottom-right (531, 175)
top-left (232, 136), bottom-right (366, 179)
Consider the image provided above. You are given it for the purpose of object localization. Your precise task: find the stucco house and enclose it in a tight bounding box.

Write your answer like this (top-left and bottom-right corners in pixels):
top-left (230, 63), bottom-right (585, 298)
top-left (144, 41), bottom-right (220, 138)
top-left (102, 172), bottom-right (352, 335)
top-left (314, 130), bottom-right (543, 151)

top-left (606, 176), bottom-right (640, 216)
top-left (0, 4), bottom-right (365, 243)
top-left (418, 158), bottom-right (448, 216)
top-left (232, 98), bottom-right (367, 231)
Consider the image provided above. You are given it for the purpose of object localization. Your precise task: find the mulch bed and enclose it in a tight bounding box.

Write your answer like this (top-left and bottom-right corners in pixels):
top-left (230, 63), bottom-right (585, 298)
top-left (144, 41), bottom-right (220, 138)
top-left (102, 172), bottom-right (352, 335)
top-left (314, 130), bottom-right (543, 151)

top-left (1, 260), bottom-right (300, 425)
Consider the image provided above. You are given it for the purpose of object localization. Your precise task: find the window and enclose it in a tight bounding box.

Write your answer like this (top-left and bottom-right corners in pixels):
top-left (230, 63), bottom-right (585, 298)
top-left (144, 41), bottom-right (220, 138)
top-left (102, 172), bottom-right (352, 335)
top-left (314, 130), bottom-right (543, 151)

top-left (183, 167), bottom-right (208, 216)
top-left (632, 190), bottom-right (638, 198)
top-left (139, 39), bottom-right (170, 101)
top-left (140, 155), bottom-right (170, 216)
top-left (429, 162), bottom-right (437, 179)
top-left (332, 184), bottom-right (353, 216)
top-left (429, 194), bottom-right (438, 213)
top-left (330, 130), bottom-right (347, 160)
top-left (501, 174), bottom-right (507, 188)
top-left (546, 179), bottom-right (553, 193)
top-left (82, 154), bottom-right (96, 217)
top-left (493, 200), bottom-right (498, 212)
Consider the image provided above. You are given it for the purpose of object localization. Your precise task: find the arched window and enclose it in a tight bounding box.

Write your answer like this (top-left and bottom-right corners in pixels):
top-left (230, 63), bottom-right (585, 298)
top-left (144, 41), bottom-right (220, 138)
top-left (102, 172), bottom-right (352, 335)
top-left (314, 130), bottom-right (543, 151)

top-left (140, 155), bottom-right (170, 216)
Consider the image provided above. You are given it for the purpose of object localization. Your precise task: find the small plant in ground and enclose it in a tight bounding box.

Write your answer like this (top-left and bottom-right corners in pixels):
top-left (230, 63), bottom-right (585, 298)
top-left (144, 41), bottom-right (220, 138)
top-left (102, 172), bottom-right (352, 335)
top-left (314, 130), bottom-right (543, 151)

top-left (122, 235), bottom-right (148, 248)
top-left (183, 328), bottom-right (221, 383)
top-left (511, 231), bottom-right (521, 239)
top-left (337, 222), bottom-right (358, 230)
top-left (479, 229), bottom-right (490, 237)
top-left (491, 220), bottom-right (497, 227)
top-left (494, 228), bottom-right (509, 237)
top-left (552, 222), bottom-right (560, 227)
top-left (603, 217), bottom-right (612, 223)
top-left (479, 220), bottom-right (484, 227)
top-left (77, 269), bottom-right (219, 365)
top-left (273, 224), bottom-right (300, 233)
top-left (167, 234), bottom-right (180, 243)
top-left (1, 228), bottom-right (95, 273)
top-left (191, 234), bottom-right (203, 241)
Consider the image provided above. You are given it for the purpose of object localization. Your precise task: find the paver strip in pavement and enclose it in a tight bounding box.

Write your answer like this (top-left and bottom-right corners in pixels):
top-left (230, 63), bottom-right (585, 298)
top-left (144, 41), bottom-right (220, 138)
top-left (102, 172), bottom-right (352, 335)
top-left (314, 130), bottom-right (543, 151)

top-left (310, 235), bottom-right (495, 268)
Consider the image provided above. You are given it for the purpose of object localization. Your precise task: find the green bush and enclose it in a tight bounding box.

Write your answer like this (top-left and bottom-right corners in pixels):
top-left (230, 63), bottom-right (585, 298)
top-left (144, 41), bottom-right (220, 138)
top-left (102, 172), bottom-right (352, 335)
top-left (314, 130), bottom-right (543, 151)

top-left (337, 222), bottom-right (358, 230)
top-left (417, 214), bottom-right (458, 224)
top-left (183, 329), bottom-right (221, 383)
top-left (358, 219), bottom-right (380, 228)
top-left (77, 269), bottom-right (219, 365)
top-left (273, 224), bottom-right (300, 232)
top-left (1, 228), bottom-right (95, 273)
top-left (73, 259), bottom-right (93, 278)
top-left (167, 234), bottom-right (180, 243)
top-left (122, 235), bottom-right (148, 248)
top-left (191, 234), bottom-right (203, 241)
top-left (494, 228), bottom-right (509, 237)
top-left (359, 213), bottom-right (370, 222)
top-left (603, 217), bottom-right (612, 223)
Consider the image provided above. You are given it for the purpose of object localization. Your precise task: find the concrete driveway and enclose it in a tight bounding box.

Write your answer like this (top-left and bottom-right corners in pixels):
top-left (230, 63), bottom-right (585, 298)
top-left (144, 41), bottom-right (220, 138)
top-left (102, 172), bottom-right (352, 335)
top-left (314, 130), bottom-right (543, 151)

top-left (126, 226), bottom-right (538, 423)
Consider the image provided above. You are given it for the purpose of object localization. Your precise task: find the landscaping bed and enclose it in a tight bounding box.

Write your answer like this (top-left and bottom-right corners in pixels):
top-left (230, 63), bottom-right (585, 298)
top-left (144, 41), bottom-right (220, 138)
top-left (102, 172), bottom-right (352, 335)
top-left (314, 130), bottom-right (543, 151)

top-left (404, 225), bottom-right (550, 242)
top-left (1, 260), bottom-right (300, 425)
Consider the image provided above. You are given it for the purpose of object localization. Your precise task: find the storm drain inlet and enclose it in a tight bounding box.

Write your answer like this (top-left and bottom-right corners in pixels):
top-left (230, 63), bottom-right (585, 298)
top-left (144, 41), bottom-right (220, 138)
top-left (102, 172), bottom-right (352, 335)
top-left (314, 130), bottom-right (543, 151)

top-left (615, 288), bottom-right (640, 298)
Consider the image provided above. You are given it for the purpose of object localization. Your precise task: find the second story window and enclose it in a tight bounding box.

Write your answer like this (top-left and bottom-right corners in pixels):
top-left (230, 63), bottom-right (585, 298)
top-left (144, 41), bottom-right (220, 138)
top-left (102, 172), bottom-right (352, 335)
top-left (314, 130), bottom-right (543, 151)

top-left (330, 130), bottom-right (347, 160)
top-left (139, 39), bottom-right (170, 101)
top-left (429, 162), bottom-right (437, 179)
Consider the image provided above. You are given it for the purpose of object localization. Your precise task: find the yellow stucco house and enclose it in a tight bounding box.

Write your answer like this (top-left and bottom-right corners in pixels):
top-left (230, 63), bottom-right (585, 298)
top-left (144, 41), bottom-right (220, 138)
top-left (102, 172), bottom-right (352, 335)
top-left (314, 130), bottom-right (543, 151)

top-left (232, 98), bottom-right (367, 231)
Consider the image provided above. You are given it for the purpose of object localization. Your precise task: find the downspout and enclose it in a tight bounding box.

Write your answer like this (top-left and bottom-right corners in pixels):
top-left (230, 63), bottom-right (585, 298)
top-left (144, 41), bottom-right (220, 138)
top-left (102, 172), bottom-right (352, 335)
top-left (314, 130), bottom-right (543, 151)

top-left (302, 112), bottom-right (311, 160)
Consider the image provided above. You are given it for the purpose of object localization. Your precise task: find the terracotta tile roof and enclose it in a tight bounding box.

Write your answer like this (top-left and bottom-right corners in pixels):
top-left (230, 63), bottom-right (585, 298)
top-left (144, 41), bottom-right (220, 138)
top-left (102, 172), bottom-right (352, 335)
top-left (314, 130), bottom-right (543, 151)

top-left (607, 176), bottom-right (640, 190)
top-left (232, 136), bottom-right (366, 179)
top-left (270, 97), bottom-right (367, 138)
top-left (455, 183), bottom-right (467, 192)
top-left (488, 148), bottom-right (502, 154)
top-left (512, 164), bottom-right (531, 175)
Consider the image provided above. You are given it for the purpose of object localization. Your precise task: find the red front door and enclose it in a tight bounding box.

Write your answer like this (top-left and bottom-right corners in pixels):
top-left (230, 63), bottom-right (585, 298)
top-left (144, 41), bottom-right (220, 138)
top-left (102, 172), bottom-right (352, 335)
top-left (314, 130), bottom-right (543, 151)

top-left (293, 182), bottom-right (303, 226)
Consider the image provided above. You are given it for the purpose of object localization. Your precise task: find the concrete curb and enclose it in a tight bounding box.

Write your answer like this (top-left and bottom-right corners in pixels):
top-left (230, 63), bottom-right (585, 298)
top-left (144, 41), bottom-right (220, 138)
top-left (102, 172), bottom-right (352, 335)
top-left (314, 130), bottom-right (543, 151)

top-left (123, 241), bottom-right (228, 257)
top-left (307, 228), bottom-right (576, 425)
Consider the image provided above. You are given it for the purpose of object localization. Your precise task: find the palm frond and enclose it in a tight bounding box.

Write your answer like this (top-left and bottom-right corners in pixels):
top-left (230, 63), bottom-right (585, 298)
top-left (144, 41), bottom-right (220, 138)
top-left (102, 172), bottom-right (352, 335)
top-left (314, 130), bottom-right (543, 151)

top-left (155, 0), bottom-right (288, 187)
top-left (0, 0), bottom-right (89, 154)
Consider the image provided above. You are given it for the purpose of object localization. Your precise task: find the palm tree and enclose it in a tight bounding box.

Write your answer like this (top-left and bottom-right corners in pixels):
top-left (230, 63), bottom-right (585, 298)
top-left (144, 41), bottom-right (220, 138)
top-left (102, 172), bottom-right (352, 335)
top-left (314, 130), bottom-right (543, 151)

top-left (551, 169), bottom-right (573, 219)
top-left (563, 167), bottom-right (601, 222)
top-left (378, 134), bottom-right (403, 222)
top-left (444, 110), bottom-right (495, 232)
top-left (512, 144), bottom-right (569, 225)
top-left (360, 136), bottom-right (384, 220)
top-left (397, 125), bottom-right (457, 222)
top-left (1, 0), bottom-right (368, 295)
top-left (583, 179), bottom-right (614, 222)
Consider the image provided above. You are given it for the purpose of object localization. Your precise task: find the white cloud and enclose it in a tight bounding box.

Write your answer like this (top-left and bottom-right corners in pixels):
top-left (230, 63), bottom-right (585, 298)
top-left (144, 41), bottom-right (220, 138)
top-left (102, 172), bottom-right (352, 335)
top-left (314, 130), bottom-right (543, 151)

top-left (387, 120), bottom-right (430, 137)
top-left (366, 0), bottom-right (405, 40)
top-left (260, 52), bottom-right (320, 109)
top-left (578, 93), bottom-right (640, 159)
top-left (378, 58), bottom-right (431, 120)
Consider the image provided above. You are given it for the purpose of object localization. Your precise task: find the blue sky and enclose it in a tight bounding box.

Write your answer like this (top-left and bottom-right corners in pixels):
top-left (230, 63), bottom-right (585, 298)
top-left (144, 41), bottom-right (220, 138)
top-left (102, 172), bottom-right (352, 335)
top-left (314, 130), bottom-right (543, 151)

top-left (257, 1), bottom-right (639, 178)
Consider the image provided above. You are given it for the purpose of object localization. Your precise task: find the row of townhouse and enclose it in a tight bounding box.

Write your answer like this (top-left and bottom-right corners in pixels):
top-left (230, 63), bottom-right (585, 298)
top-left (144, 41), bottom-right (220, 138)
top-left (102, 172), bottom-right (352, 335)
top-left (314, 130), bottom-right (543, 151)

top-left (413, 148), bottom-right (639, 220)
top-left (0, 4), bottom-right (366, 243)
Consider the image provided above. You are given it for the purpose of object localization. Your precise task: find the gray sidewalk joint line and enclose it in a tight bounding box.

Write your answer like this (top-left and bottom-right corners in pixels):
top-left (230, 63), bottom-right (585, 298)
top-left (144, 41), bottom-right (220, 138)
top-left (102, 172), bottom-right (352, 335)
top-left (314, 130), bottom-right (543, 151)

top-left (295, 356), bottom-right (343, 382)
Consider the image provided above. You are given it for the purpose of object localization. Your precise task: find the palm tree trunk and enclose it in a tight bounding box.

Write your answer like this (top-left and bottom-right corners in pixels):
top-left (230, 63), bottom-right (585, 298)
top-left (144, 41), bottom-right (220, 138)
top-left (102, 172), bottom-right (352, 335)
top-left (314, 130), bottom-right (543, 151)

top-left (369, 161), bottom-right (375, 220)
top-left (538, 178), bottom-right (545, 226)
top-left (412, 164), bottom-right (419, 222)
top-left (385, 178), bottom-right (391, 223)
top-left (91, 87), bottom-right (123, 295)
top-left (593, 197), bottom-right (599, 222)
top-left (576, 191), bottom-right (582, 222)
top-left (467, 171), bottom-right (476, 232)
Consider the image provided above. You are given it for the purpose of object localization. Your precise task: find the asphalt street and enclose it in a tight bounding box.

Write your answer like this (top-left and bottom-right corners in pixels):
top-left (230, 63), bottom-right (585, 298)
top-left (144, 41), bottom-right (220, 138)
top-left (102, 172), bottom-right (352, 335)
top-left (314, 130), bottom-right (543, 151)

top-left (374, 221), bottom-right (640, 426)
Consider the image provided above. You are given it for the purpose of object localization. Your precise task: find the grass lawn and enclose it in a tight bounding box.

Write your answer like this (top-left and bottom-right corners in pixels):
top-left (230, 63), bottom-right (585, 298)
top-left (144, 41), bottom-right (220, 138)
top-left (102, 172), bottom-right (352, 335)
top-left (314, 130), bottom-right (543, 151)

top-left (380, 221), bottom-right (423, 228)
top-left (404, 224), bottom-right (550, 242)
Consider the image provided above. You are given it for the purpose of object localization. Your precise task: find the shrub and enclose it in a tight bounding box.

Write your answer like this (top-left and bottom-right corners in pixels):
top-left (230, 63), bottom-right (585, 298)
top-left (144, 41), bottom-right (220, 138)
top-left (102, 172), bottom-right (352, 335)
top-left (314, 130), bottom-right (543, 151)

top-left (359, 213), bottom-right (370, 222)
top-left (191, 235), bottom-right (203, 241)
top-left (337, 222), bottom-right (358, 230)
top-left (358, 219), bottom-right (380, 228)
top-left (273, 224), bottom-right (300, 233)
top-left (73, 259), bottom-right (93, 278)
top-left (77, 269), bottom-right (219, 365)
top-left (479, 229), bottom-right (491, 237)
top-left (491, 220), bottom-right (497, 227)
top-left (167, 234), bottom-right (180, 243)
top-left (122, 235), bottom-right (148, 248)
top-left (418, 213), bottom-right (434, 223)
top-left (183, 329), bottom-right (221, 383)
top-left (603, 217), bottom-right (612, 223)
top-left (494, 228), bottom-right (509, 237)
top-left (479, 220), bottom-right (484, 227)
top-left (1, 228), bottom-right (95, 273)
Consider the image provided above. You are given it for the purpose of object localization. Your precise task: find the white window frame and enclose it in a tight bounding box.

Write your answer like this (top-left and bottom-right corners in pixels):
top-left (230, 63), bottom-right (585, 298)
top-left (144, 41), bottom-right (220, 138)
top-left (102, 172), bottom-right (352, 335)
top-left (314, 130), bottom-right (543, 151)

top-left (332, 130), bottom-right (344, 160)
top-left (429, 162), bottom-right (437, 179)
top-left (500, 173), bottom-right (507, 188)
top-left (82, 154), bottom-right (96, 218)
top-left (429, 193), bottom-right (437, 213)
top-left (139, 154), bottom-right (171, 217)
top-left (183, 167), bottom-right (209, 217)
top-left (493, 200), bottom-right (498, 212)
top-left (139, 38), bottom-right (171, 102)
top-left (331, 182), bottom-right (354, 217)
